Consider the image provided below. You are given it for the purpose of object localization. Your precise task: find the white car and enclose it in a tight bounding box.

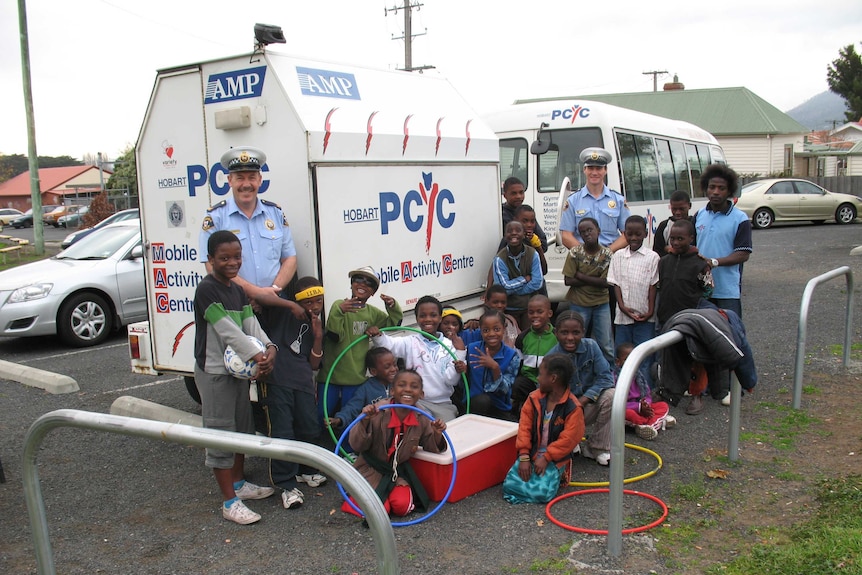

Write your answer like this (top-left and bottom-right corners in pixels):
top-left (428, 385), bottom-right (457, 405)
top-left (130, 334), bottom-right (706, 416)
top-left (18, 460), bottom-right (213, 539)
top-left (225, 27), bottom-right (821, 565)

top-left (736, 178), bottom-right (862, 229)
top-left (0, 221), bottom-right (147, 346)
top-left (0, 208), bottom-right (24, 225)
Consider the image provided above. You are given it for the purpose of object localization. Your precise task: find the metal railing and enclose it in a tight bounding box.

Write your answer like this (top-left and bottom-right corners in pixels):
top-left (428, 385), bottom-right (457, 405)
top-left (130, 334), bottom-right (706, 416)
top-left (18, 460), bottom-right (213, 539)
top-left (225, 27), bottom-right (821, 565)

top-left (608, 330), bottom-right (743, 557)
top-left (793, 266), bottom-right (855, 409)
top-left (23, 410), bottom-right (398, 575)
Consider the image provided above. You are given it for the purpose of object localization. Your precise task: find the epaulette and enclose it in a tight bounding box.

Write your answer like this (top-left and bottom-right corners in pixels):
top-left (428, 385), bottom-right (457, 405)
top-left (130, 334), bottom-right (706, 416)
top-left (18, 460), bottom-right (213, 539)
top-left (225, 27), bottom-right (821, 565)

top-left (206, 200), bottom-right (227, 212)
top-left (261, 199), bottom-right (282, 210)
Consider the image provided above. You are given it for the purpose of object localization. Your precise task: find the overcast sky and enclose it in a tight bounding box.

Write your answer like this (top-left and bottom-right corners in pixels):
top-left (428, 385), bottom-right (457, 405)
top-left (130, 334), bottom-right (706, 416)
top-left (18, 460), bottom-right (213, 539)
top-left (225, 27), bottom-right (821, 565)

top-left (1, 0), bottom-right (860, 160)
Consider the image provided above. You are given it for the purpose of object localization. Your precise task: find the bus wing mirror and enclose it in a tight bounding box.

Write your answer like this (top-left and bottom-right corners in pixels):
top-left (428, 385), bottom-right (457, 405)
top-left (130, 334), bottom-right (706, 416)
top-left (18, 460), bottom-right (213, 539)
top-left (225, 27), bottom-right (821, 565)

top-left (531, 122), bottom-right (551, 155)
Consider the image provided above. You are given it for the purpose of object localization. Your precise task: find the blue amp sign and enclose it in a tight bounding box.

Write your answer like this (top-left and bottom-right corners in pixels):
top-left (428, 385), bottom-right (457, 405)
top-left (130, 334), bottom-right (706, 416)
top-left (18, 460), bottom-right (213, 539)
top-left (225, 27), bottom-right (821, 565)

top-left (296, 67), bottom-right (360, 100)
top-left (204, 66), bottom-right (267, 104)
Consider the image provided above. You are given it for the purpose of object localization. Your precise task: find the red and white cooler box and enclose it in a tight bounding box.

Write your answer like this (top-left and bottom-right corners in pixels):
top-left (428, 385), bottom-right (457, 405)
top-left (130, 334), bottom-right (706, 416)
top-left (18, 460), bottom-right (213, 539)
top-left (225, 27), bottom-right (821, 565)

top-left (412, 414), bottom-right (518, 502)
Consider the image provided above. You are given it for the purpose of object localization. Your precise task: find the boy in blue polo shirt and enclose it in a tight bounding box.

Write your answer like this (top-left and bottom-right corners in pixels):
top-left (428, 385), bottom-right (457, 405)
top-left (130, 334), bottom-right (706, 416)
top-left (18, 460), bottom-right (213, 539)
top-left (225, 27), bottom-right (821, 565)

top-left (694, 164), bottom-right (752, 404)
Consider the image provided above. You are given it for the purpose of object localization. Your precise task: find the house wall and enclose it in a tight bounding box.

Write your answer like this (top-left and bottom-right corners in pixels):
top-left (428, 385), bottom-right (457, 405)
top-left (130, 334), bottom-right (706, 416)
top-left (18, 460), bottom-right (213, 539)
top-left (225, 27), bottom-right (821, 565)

top-left (850, 156), bottom-right (862, 176)
top-left (823, 156), bottom-right (838, 177)
top-left (718, 134), bottom-right (804, 176)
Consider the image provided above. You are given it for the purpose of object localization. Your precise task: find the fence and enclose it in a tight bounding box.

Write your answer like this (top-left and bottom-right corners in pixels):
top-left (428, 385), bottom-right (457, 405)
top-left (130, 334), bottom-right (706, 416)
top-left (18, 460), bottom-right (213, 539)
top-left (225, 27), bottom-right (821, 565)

top-left (607, 330), bottom-right (743, 557)
top-left (793, 267), bottom-right (855, 409)
top-left (23, 410), bottom-right (399, 575)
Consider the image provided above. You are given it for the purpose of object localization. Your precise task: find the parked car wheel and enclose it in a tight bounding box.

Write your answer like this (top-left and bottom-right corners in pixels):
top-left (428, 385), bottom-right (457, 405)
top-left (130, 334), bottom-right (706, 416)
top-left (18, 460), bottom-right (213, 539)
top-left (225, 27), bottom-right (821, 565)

top-left (57, 292), bottom-right (113, 347)
top-left (752, 208), bottom-right (774, 229)
top-left (184, 376), bottom-right (201, 404)
top-left (835, 203), bottom-right (857, 225)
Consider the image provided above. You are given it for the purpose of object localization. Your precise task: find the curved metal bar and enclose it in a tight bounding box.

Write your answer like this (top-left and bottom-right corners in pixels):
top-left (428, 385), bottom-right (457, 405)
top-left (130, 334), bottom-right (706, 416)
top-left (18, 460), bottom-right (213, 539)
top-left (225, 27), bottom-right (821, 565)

top-left (23, 409), bottom-right (398, 575)
top-left (608, 330), bottom-right (682, 557)
top-left (793, 266), bottom-right (854, 409)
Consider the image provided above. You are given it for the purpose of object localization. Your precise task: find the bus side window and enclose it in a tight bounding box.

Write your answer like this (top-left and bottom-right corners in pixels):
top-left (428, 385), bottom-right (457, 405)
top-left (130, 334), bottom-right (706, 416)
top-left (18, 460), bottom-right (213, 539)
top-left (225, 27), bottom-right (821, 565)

top-left (617, 133), bottom-right (661, 202)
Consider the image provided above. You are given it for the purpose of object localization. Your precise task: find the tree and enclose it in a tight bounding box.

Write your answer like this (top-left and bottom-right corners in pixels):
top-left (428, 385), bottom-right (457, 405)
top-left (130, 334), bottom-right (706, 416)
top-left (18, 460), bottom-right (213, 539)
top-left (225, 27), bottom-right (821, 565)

top-left (106, 145), bottom-right (137, 198)
top-left (826, 43), bottom-right (862, 123)
top-left (0, 154), bottom-right (83, 184)
top-left (83, 190), bottom-right (116, 228)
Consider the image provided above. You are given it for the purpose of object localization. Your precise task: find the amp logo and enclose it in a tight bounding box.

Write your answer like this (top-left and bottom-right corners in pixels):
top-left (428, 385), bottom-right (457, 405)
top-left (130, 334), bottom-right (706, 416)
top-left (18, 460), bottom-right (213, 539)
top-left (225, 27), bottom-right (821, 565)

top-left (204, 66), bottom-right (266, 104)
top-left (379, 172), bottom-right (455, 254)
top-left (550, 105), bottom-right (591, 123)
top-left (296, 67), bottom-right (361, 101)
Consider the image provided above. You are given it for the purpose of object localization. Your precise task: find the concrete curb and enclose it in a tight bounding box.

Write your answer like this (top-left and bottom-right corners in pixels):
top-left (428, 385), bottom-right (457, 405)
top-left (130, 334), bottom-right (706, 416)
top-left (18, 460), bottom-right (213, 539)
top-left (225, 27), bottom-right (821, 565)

top-left (110, 395), bottom-right (202, 427)
top-left (0, 359), bottom-right (79, 394)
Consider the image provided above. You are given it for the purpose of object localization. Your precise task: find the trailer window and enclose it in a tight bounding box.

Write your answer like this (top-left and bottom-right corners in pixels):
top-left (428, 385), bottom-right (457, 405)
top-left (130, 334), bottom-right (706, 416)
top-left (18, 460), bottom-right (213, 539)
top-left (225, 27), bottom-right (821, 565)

top-left (499, 138), bottom-right (529, 189)
top-left (535, 128), bottom-right (602, 193)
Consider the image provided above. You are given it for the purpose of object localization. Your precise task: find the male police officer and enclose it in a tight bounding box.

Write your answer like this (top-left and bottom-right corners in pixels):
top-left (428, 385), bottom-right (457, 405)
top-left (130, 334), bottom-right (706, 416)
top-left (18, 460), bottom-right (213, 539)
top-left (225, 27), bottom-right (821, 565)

top-left (199, 147), bottom-right (297, 301)
top-left (559, 147), bottom-right (630, 252)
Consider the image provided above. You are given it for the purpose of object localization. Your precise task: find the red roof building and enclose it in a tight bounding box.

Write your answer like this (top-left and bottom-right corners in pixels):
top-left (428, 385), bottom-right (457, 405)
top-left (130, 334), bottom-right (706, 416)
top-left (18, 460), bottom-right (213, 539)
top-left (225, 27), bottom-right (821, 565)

top-left (0, 165), bottom-right (112, 211)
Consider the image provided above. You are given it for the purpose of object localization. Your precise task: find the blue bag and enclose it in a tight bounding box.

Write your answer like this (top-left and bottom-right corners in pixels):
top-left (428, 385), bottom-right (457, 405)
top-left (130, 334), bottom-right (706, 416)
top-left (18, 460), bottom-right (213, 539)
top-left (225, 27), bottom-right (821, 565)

top-left (502, 459), bottom-right (562, 504)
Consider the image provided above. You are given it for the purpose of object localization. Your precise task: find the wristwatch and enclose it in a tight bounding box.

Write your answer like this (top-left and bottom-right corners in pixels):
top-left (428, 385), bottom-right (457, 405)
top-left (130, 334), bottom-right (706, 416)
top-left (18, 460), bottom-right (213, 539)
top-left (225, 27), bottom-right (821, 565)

top-left (710, 258), bottom-right (719, 268)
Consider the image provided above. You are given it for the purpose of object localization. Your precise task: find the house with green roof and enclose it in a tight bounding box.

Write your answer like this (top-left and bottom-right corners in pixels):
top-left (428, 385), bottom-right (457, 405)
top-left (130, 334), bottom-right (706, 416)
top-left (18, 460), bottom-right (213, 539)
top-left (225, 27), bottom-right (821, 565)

top-left (516, 85), bottom-right (808, 177)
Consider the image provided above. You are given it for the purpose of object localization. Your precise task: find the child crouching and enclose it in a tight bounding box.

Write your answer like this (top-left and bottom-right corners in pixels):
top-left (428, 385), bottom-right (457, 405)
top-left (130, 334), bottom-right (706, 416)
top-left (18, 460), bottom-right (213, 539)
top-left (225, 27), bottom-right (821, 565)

top-left (504, 354), bottom-right (584, 504)
top-left (342, 369), bottom-right (447, 517)
top-left (616, 343), bottom-right (675, 440)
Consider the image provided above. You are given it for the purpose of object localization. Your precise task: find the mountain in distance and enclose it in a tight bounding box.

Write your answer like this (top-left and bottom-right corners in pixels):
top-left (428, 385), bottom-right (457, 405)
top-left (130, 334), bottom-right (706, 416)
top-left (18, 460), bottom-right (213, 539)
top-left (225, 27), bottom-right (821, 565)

top-left (785, 91), bottom-right (849, 131)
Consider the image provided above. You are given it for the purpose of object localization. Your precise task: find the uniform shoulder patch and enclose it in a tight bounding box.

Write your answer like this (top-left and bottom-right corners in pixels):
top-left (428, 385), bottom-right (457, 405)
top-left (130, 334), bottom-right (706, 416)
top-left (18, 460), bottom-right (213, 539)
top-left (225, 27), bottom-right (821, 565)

top-left (206, 200), bottom-right (227, 212)
top-left (261, 199), bottom-right (282, 209)
top-left (283, 214), bottom-right (289, 227)
top-left (201, 215), bottom-right (215, 231)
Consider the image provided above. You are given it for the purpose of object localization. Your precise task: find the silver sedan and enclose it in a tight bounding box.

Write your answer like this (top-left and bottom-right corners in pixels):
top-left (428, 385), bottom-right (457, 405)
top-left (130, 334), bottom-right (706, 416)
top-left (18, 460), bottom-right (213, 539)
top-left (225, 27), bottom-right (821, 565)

top-left (0, 221), bottom-right (147, 346)
top-left (736, 178), bottom-right (862, 229)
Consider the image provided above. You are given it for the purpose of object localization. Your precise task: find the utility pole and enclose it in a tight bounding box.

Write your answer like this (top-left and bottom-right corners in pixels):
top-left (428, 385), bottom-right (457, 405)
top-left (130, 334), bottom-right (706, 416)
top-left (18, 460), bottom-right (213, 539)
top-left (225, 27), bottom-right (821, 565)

top-left (18, 0), bottom-right (44, 255)
top-left (386, 0), bottom-right (434, 72)
top-left (642, 70), bottom-right (668, 92)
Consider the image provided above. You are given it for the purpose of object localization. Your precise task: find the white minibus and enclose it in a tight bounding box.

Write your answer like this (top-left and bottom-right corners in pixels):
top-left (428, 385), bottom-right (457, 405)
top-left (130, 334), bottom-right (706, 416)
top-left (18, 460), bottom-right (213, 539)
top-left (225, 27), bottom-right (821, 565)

top-left (485, 99), bottom-right (726, 302)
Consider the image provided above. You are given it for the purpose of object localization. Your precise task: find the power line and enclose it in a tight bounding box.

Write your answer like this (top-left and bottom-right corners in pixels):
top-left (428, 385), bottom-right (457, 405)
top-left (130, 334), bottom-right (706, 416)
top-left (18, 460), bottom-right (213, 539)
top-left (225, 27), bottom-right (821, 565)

top-left (385, 0), bottom-right (434, 72)
top-left (642, 70), bottom-right (668, 92)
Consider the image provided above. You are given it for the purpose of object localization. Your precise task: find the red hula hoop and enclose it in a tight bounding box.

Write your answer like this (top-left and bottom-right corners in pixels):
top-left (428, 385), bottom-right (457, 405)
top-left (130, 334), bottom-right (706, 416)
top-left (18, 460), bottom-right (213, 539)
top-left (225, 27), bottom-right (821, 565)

top-left (545, 488), bottom-right (668, 535)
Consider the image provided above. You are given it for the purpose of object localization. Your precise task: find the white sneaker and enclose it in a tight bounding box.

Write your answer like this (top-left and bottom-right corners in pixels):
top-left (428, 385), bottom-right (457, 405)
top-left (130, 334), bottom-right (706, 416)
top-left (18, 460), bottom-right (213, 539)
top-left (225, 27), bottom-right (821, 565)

top-left (296, 473), bottom-right (327, 488)
top-left (235, 481), bottom-right (275, 500)
top-left (664, 415), bottom-right (677, 429)
top-left (223, 500), bottom-right (261, 525)
top-left (636, 425), bottom-right (658, 441)
top-left (282, 488), bottom-right (304, 509)
top-left (581, 444), bottom-right (611, 466)
top-left (720, 392), bottom-right (731, 406)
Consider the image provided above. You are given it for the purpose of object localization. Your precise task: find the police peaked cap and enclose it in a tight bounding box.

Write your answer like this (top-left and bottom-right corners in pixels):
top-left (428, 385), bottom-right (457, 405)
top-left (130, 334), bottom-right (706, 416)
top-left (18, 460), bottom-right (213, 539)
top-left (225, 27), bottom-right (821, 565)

top-left (580, 147), bottom-right (612, 167)
top-left (221, 146), bottom-right (266, 172)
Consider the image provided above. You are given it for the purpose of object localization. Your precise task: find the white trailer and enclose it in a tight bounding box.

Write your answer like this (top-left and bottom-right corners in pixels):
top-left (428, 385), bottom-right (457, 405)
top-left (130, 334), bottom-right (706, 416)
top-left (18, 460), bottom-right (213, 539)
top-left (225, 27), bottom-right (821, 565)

top-left (129, 48), bottom-right (500, 385)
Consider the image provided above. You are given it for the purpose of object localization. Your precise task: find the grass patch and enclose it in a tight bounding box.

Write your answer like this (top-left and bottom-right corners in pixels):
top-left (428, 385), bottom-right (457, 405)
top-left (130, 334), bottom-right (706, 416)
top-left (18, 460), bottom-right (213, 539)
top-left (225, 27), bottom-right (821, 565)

top-left (672, 475), bottom-right (707, 501)
top-left (528, 557), bottom-right (572, 573)
top-left (715, 475), bottom-right (862, 575)
top-left (758, 408), bottom-right (818, 451)
top-left (0, 241), bottom-right (53, 272)
top-left (828, 342), bottom-right (862, 361)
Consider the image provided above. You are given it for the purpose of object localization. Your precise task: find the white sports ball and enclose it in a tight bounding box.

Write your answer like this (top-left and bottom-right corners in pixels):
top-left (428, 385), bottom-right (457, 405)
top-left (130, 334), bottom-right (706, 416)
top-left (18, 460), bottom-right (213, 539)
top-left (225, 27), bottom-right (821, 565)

top-left (224, 335), bottom-right (266, 380)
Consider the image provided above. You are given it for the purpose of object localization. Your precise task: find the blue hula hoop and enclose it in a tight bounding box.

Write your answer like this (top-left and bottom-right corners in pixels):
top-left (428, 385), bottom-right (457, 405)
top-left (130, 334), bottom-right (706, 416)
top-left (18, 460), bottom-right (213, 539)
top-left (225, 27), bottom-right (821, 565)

top-left (335, 403), bottom-right (457, 527)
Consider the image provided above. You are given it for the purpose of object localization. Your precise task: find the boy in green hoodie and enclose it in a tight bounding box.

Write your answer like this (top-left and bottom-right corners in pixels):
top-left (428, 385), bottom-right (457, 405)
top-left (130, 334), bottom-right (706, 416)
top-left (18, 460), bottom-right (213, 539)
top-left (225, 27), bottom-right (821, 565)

top-left (316, 266), bottom-right (402, 428)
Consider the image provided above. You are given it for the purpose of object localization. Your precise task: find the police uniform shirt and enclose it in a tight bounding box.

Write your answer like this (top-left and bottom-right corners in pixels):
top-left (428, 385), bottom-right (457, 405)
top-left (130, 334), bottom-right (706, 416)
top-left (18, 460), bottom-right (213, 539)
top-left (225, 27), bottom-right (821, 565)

top-left (559, 185), bottom-right (630, 247)
top-left (198, 194), bottom-right (296, 287)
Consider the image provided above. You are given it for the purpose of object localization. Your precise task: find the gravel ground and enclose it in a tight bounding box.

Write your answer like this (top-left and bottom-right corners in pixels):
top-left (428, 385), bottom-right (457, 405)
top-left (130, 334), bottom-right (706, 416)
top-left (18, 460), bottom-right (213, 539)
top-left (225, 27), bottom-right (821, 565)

top-left (1, 223), bottom-right (860, 574)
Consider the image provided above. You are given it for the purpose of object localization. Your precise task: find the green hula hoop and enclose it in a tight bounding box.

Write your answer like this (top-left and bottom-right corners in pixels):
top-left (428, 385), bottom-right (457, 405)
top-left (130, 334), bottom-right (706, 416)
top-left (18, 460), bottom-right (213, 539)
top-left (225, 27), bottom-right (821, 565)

top-left (323, 325), bottom-right (470, 455)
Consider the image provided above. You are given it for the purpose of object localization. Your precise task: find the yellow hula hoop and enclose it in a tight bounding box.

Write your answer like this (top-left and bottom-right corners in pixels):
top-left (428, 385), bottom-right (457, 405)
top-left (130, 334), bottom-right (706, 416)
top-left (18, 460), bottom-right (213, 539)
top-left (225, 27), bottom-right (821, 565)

top-left (568, 442), bottom-right (663, 487)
